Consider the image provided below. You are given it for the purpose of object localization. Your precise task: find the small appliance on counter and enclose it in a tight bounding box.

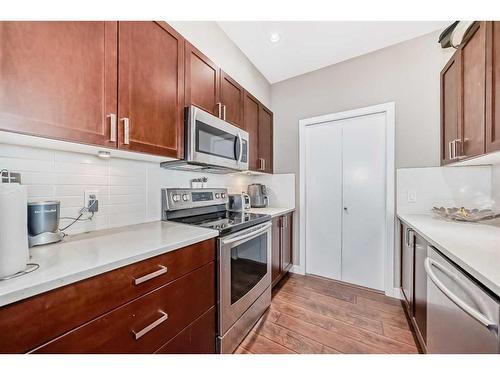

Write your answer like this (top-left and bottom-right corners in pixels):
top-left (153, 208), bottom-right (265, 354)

top-left (227, 193), bottom-right (251, 212)
top-left (0, 180), bottom-right (30, 279)
top-left (28, 201), bottom-right (63, 247)
top-left (247, 183), bottom-right (269, 208)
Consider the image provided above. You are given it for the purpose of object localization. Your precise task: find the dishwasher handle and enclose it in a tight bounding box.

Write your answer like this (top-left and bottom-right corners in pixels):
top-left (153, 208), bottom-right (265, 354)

top-left (425, 257), bottom-right (498, 332)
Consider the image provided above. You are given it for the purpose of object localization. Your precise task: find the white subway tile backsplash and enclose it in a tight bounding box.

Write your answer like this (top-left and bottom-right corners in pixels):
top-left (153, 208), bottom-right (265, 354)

top-left (1, 143), bottom-right (296, 236)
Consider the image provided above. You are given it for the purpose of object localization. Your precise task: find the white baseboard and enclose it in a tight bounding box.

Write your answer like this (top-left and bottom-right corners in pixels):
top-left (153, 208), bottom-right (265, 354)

top-left (388, 287), bottom-right (403, 300)
top-left (289, 265), bottom-right (305, 275)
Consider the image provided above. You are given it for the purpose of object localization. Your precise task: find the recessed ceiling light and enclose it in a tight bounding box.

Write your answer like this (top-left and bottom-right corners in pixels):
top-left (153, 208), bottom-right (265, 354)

top-left (269, 32), bottom-right (281, 43)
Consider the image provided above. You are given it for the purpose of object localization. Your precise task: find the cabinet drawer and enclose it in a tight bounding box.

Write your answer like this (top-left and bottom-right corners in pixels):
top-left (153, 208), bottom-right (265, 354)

top-left (0, 238), bottom-right (215, 353)
top-left (155, 306), bottom-right (215, 354)
top-left (33, 262), bottom-right (215, 353)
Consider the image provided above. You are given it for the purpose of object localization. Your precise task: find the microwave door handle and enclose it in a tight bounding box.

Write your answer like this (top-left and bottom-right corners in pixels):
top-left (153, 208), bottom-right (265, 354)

top-left (424, 257), bottom-right (497, 331)
top-left (237, 133), bottom-right (243, 162)
top-left (221, 223), bottom-right (272, 246)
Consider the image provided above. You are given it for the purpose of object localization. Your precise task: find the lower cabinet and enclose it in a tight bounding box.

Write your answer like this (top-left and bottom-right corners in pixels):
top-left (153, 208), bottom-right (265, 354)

top-left (0, 239), bottom-right (216, 354)
top-left (400, 222), bottom-right (428, 352)
top-left (272, 212), bottom-right (294, 287)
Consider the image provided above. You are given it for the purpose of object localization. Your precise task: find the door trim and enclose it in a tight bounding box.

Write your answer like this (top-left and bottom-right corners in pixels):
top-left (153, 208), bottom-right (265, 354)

top-left (298, 102), bottom-right (396, 297)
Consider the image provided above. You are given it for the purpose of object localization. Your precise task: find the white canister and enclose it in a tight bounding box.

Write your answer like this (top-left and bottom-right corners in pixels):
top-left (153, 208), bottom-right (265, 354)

top-left (0, 183), bottom-right (29, 278)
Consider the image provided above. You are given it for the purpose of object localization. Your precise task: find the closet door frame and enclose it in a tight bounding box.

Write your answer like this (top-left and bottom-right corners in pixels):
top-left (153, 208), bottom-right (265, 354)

top-left (298, 102), bottom-right (396, 297)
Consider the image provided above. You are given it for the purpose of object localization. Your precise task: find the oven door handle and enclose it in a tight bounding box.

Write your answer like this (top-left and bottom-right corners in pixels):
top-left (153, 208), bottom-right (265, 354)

top-left (221, 222), bottom-right (272, 246)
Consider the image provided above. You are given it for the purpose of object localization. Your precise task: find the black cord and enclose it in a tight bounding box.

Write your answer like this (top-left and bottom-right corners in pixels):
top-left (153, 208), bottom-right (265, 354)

top-left (59, 200), bottom-right (97, 232)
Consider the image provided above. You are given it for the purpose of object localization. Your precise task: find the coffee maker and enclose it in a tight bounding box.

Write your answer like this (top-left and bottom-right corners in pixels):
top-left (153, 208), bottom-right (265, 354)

top-left (27, 201), bottom-right (63, 247)
top-left (247, 184), bottom-right (269, 208)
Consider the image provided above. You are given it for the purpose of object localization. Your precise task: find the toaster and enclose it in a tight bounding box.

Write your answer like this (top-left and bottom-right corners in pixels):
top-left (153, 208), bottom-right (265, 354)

top-left (227, 193), bottom-right (251, 212)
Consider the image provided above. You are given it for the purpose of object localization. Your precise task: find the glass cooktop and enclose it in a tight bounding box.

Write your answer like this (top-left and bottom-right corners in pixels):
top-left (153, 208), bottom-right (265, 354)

top-left (170, 211), bottom-right (271, 235)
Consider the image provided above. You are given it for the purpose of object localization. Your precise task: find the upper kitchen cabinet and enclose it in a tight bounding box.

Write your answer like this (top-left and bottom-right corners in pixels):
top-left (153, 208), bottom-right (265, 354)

top-left (258, 104), bottom-right (274, 173)
top-left (118, 22), bottom-right (185, 158)
top-left (0, 22), bottom-right (118, 147)
top-left (459, 21), bottom-right (486, 159)
top-left (486, 21), bottom-right (500, 153)
top-left (243, 91), bottom-right (260, 170)
top-left (184, 41), bottom-right (220, 117)
top-left (441, 53), bottom-right (460, 165)
top-left (220, 70), bottom-right (245, 129)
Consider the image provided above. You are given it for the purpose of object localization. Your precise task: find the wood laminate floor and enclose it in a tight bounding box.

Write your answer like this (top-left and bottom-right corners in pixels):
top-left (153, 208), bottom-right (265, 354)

top-left (234, 273), bottom-right (420, 354)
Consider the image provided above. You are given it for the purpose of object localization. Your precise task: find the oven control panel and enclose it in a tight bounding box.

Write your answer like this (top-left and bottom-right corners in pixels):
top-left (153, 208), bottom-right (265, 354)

top-left (162, 188), bottom-right (228, 212)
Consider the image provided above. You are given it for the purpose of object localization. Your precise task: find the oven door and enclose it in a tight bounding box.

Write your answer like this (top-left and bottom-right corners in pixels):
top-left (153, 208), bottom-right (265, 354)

top-left (187, 105), bottom-right (249, 171)
top-left (218, 222), bottom-right (272, 335)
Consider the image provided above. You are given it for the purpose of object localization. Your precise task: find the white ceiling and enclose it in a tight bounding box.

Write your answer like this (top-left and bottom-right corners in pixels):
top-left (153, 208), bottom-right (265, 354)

top-left (218, 21), bottom-right (451, 83)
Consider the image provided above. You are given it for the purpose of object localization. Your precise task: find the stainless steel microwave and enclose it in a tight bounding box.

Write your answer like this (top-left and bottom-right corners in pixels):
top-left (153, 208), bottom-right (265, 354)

top-left (161, 105), bottom-right (249, 173)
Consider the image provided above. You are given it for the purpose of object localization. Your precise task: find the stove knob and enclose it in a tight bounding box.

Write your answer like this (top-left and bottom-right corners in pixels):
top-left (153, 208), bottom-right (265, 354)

top-left (221, 193), bottom-right (226, 199)
top-left (182, 194), bottom-right (189, 201)
top-left (215, 193), bottom-right (220, 199)
top-left (172, 194), bottom-right (181, 202)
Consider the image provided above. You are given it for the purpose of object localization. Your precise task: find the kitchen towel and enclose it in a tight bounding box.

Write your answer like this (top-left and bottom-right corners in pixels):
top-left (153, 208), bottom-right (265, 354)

top-left (0, 183), bottom-right (29, 278)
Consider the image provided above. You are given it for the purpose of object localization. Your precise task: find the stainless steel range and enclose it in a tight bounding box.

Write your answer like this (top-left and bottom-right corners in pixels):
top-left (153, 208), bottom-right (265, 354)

top-left (161, 188), bottom-right (272, 353)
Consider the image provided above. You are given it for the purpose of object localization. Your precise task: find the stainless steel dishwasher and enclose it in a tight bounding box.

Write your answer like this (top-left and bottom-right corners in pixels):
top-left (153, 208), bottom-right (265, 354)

top-left (425, 246), bottom-right (500, 353)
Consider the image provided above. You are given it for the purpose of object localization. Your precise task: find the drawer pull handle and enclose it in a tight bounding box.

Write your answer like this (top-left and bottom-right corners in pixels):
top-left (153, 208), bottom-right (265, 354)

top-left (133, 265), bottom-right (168, 285)
top-left (132, 310), bottom-right (169, 340)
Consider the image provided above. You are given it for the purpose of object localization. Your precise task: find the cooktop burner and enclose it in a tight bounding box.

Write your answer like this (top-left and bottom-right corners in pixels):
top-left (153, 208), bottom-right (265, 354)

top-left (169, 210), bottom-right (271, 235)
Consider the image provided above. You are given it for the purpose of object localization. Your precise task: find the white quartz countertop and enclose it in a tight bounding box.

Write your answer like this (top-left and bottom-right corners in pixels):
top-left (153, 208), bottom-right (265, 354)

top-left (0, 221), bottom-right (218, 307)
top-left (398, 213), bottom-right (500, 297)
top-left (247, 207), bottom-right (295, 218)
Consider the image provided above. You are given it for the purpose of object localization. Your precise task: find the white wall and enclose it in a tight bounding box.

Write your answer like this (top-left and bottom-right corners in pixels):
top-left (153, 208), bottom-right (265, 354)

top-left (169, 21), bottom-right (271, 107)
top-left (397, 166), bottom-right (493, 215)
top-left (271, 30), bottom-right (453, 172)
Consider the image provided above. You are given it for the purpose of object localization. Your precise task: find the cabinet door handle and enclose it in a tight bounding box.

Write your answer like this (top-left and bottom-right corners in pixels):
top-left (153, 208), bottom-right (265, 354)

top-left (216, 102), bottom-right (222, 118)
top-left (448, 141), bottom-right (454, 160)
top-left (132, 310), bottom-right (169, 340)
top-left (121, 117), bottom-right (130, 145)
top-left (258, 158), bottom-right (266, 171)
top-left (222, 104), bottom-right (227, 121)
top-left (133, 265), bottom-right (168, 285)
top-left (107, 113), bottom-right (117, 142)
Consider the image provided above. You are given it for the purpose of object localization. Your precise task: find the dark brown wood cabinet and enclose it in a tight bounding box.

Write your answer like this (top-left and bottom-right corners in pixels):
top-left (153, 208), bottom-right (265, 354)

top-left (400, 222), bottom-right (427, 352)
top-left (185, 41), bottom-right (220, 116)
top-left (413, 234), bottom-right (427, 350)
top-left (244, 91), bottom-right (262, 171)
top-left (118, 21), bottom-right (185, 158)
top-left (0, 21), bottom-right (273, 165)
top-left (0, 239), bottom-right (216, 354)
top-left (440, 21), bottom-right (500, 164)
top-left (441, 53), bottom-right (460, 165)
top-left (0, 21), bottom-right (118, 147)
top-left (258, 105), bottom-right (274, 173)
top-left (220, 70), bottom-right (244, 128)
top-left (486, 21), bottom-right (500, 153)
top-left (271, 212), bottom-right (294, 287)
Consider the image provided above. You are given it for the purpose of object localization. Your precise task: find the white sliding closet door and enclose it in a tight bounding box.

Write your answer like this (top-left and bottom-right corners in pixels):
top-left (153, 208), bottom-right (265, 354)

top-left (305, 122), bottom-right (342, 280)
top-left (304, 112), bottom-right (386, 291)
top-left (341, 113), bottom-right (386, 290)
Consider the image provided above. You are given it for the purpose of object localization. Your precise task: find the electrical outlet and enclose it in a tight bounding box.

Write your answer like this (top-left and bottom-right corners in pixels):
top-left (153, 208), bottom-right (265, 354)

top-left (407, 190), bottom-right (417, 203)
top-left (84, 190), bottom-right (99, 213)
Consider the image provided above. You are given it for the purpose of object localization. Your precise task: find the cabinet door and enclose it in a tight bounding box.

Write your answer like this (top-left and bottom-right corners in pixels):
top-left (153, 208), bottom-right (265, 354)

top-left (413, 234), bottom-right (427, 350)
top-left (185, 41), bottom-right (220, 117)
top-left (459, 22), bottom-right (486, 159)
top-left (271, 216), bottom-right (281, 285)
top-left (243, 91), bottom-right (260, 171)
top-left (0, 21), bottom-right (117, 147)
top-left (220, 70), bottom-right (244, 128)
top-left (280, 213), bottom-right (293, 274)
top-left (486, 21), bottom-right (500, 152)
top-left (441, 52), bottom-right (460, 165)
top-left (118, 22), bottom-right (184, 158)
top-left (400, 223), bottom-right (414, 313)
top-left (258, 105), bottom-right (274, 173)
